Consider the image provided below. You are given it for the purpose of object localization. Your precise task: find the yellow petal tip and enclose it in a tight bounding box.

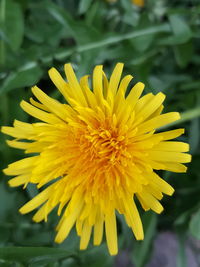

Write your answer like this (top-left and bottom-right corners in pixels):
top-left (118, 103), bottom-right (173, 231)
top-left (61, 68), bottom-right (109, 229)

top-left (48, 67), bottom-right (55, 75)
top-left (3, 168), bottom-right (9, 175)
top-left (168, 188), bottom-right (175, 196)
top-left (19, 207), bottom-right (25, 214)
top-left (54, 236), bottom-right (62, 244)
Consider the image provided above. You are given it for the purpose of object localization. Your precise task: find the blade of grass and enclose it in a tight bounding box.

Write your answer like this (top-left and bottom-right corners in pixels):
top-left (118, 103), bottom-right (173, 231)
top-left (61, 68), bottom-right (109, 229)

top-left (54, 23), bottom-right (171, 60)
top-left (161, 107), bottom-right (200, 129)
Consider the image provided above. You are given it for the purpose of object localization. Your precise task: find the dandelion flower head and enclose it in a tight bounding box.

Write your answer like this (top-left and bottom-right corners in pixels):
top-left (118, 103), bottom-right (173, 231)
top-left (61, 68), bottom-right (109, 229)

top-left (2, 63), bottom-right (191, 255)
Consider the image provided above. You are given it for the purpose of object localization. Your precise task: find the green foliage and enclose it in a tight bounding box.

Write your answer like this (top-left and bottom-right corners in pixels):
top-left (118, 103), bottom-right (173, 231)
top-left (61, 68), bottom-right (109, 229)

top-left (0, 0), bottom-right (200, 266)
top-left (189, 209), bottom-right (200, 239)
top-left (0, 247), bottom-right (75, 265)
top-left (132, 212), bottom-right (157, 267)
top-left (0, 0), bottom-right (24, 52)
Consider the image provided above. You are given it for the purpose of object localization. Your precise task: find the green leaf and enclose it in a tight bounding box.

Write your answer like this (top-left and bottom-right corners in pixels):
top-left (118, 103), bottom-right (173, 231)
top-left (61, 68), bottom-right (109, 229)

top-left (130, 14), bottom-right (155, 52)
top-left (189, 118), bottom-right (199, 153)
top-left (159, 14), bottom-right (192, 45)
top-left (121, 0), bottom-right (133, 11)
top-left (181, 81), bottom-right (200, 91)
top-left (169, 14), bottom-right (191, 40)
top-left (80, 244), bottom-right (113, 267)
top-left (174, 205), bottom-right (198, 226)
top-left (46, 2), bottom-right (100, 45)
top-left (46, 3), bottom-right (75, 38)
top-left (0, 62), bottom-right (43, 94)
top-left (54, 23), bottom-right (170, 61)
top-left (132, 212), bottom-right (157, 267)
top-left (0, 226), bottom-right (9, 243)
top-left (189, 209), bottom-right (200, 239)
top-left (0, 0), bottom-right (24, 51)
top-left (176, 234), bottom-right (187, 267)
top-left (85, 1), bottom-right (103, 28)
top-left (161, 107), bottom-right (200, 129)
top-left (78, 24), bottom-right (170, 52)
top-left (78, 0), bottom-right (93, 14)
top-left (174, 42), bottom-right (193, 68)
top-left (0, 182), bottom-right (17, 221)
top-left (169, 14), bottom-right (192, 45)
top-left (0, 247), bottom-right (75, 264)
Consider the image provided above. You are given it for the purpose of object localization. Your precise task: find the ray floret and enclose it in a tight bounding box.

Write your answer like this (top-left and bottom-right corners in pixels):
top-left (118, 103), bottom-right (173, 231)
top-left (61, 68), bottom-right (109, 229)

top-left (2, 63), bottom-right (191, 255)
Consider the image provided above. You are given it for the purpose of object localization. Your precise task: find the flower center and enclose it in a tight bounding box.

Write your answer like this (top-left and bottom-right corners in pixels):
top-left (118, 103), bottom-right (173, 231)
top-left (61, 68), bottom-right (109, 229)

top-left (78, 124), bottom-right (129, 167)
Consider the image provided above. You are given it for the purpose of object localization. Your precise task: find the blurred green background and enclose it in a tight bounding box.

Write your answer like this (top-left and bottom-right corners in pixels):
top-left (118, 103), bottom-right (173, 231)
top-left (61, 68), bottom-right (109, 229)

top-left (0, 0), bottom-right (200, 266)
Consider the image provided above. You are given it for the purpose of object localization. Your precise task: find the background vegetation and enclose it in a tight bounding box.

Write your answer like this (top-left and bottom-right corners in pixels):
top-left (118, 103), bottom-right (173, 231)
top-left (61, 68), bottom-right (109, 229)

top-left (0, 0), bottom-right (200, 266)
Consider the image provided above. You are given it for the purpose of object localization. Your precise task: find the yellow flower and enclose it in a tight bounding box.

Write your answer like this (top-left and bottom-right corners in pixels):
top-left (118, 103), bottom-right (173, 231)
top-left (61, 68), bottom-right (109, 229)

top-left (2, 63), bottom-right (191, 255)
top-left (132, 0), bottom-right (144, 7)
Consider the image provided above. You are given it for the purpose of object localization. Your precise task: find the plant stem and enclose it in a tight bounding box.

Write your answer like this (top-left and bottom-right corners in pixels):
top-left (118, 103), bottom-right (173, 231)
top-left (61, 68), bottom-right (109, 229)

top-left (162, 107), bottom-right (200, 129)
top-left (54, 23), bottom-right (171, 60)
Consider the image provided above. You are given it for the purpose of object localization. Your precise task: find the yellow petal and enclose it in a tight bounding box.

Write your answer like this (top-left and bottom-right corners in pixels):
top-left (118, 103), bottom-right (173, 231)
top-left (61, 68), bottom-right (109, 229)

top-left (105, 211), bottom-right (118, 255)
top-left (108, 63), bottom-right (124, 95)
top-left (163, 162), bottom-right (187, 173)
top-left (30, 97), bottom-right (50, 112)
top-left (64, 63), bottom-right (87, 107)
top-left (145, 184), bottom-right (163, 200)
top-left (123, 198), bottom-right (144, 240)
top-left (135, 92), bottom-right (166, 124)
top-left (137, 190), bottom-right (164, 214)
top-left (154, 128), bottom-right (185, 140)
top-left (33, 201), bottom-right (54, 222)
top-left (153, 141), bottom-right (189, 152)
top-left (138, 112), bottom-right (180, 134)
top-left (4, 156), bottom-right (38, 176)
top-left (134, 93), bottom-right (154, 114)
top-left (149, 172), bottom-right (174, 196)
top-left (6, 140), bottom-right (30, 150)
top-left (80, 75), bottom-right (97, 109)
top-left (117, 74), bottom-right (133, 97)
top-left (55, 201), bottom-right (83, 243)
top-left (93, 213), bottom-right (104, 245)
top-left (148, 151), bottom-right (191, 163)
top-left (126, 82), bottom-right (145, 109)
top-left (8, 175), bottom-right (29, 187)
top-left (93, 65), bottom-right (104, 104)
top-left (48, 67), bottom-right (71, 101)
top-left (31, 86), bottom-right (71, 121)
top-left (1, 122), bottom-right (34, 139)
top-left (20, 101), bottom-right (62, 124)
top-left (80, 220), bottom-right (92, 250)
top-left (19, 184), bottom-right (54, 214)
